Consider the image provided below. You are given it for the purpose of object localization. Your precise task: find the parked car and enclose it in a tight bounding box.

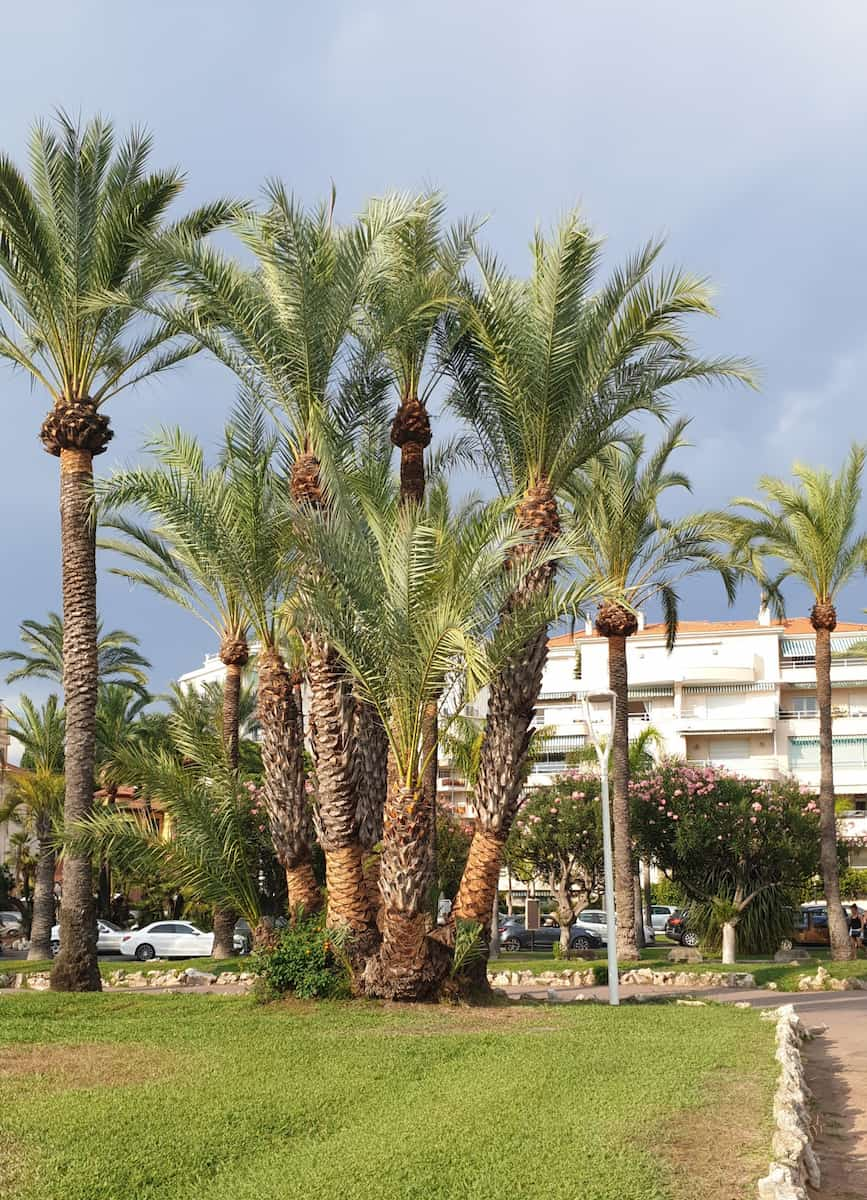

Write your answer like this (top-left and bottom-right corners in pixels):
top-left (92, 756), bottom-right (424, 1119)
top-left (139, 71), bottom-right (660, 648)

top-left (50, 918), bottom-right (126, 957)
top-left (781, 903), bottom-right (851, 949)
top-left (664, 910), bottom-right (700, 947)
top-left (497, 917), bottom-right (602, 952)
top-left (120, 920), bottom-right (249, 961)
top-left (650, 904), bottom-right (681, 931)
top-left (577, 908), bottom-right (656, 944)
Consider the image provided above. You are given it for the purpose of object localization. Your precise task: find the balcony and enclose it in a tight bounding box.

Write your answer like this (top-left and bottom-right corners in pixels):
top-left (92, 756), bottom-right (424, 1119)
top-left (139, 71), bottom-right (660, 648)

top-left (677, 713), bottom-right (776, 734)
top-left (687, 755), bottom-right (780, 781)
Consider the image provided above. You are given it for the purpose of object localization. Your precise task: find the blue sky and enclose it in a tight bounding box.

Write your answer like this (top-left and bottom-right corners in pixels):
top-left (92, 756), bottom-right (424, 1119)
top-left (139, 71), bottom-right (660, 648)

top-left (3, 0), bottom-right (867, 710)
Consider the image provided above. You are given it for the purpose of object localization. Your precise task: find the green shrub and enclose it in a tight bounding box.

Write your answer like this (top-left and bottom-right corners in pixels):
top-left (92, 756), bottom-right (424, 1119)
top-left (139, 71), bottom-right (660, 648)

top-left (649, 878), bottom-right (686, 907)
top-left (839, 867), bottom-right (867, 900)
top-left (250, 913), bottom-right (351, 999)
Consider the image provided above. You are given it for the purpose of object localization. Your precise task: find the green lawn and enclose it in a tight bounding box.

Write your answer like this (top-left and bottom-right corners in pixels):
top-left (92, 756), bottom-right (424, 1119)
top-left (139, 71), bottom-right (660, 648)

top-left (0, 992), bottom-right (774, 1200)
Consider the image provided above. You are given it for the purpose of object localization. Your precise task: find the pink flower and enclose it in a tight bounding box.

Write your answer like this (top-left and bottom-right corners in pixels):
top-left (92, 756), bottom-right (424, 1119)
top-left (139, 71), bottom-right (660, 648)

top-left (751, 801), bottom-right (762, 812)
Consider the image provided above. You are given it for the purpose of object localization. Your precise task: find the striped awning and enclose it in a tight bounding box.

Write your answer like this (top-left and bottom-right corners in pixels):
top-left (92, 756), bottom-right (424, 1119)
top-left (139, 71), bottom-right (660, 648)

top-left (682, 681), bottom-right (776, 695)
top-left (781, 634), bottom-right (867, 657)
top-left (627, 685), bottom-right (674, 699)
top-left (790, 735), bottom-right (867, 746)
top-left (786, 679), bottom-right (867, 690)
top-left (538, 691), bottom-right (578, 702)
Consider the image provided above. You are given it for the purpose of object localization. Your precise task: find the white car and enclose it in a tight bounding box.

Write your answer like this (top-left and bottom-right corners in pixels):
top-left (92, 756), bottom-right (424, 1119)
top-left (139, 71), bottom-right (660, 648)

top-left (120, 920), bottom-right (216, 961)
top-left (50, 918), bottom-right (126, 956)
top-left (577, 908), bottom-right (656, 945)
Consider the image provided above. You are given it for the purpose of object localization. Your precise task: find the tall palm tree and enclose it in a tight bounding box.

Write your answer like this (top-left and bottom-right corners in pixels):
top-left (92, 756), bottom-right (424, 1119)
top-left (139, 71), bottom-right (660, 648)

top-left (445, 214), bottom-right (749, 957)
top-left (1, 696), bottom-right (65, 960)
top-left (0, 112), bottom-right (232, 990)
top-left (294, 486), bottom-right (582, 998)
top-left (154, 187), bottom-right (414, 940)
top-left (726, 445), bottom-right (867, 960)
top-left (566, 421), bottom-right (735, 957)
top-left (362, 193), bottom-right (478, 856)
top-left (99, 399), bottom-right (320, 915)
top-left (0, 612), bottom-right (151, 698)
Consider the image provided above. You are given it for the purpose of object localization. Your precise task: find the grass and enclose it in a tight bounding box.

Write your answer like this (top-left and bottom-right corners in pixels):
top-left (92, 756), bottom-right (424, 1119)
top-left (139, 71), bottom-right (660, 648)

top-left (0, 991), bottom-right (775, 1200)
top-left (0, 955), bottom-right (249, 978)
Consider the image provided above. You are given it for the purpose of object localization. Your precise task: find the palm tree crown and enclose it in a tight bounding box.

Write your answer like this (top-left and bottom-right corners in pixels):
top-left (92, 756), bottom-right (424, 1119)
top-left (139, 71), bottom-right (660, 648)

top-left (0, 612), bottom-right (150, 695)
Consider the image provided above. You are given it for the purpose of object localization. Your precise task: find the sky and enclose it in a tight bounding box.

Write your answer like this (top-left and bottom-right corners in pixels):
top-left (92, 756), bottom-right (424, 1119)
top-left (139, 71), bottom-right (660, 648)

top-left (2, 0), bottom-right (867, 715)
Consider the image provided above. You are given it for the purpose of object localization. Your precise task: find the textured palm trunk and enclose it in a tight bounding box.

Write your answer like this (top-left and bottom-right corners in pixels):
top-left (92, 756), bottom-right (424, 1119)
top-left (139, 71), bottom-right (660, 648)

top-left (421, 701), bottom-right (438, 885)
top-left (28, 817), bottom-right (56, 962)
top-left (355, 698), bottom-right (388, 916)
top-left (258, 649), bottom-right (321, 915)
top-left (454, 481), bottom-right (560, 986)
top-left (212, 640), bottom-right (250, 943)
top-left (221, 662), bottom-right (243, 769)
top-left (363, 782), bottom-right (446, 1000)
top-left (212, 905), bottom-right (237, 959)
top-left (306, 636), bottom-right (376, 949)
top-left (596, 610), bottom-right (639, 960)
top-left (49, 447), bottom-right (101, 992)
top-left (814, 617), bottom-right (850, 959)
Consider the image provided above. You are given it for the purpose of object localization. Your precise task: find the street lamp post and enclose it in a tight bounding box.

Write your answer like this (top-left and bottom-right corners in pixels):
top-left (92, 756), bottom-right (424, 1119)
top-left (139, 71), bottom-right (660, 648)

top-left (581, 689), bottom-right (619, 1006)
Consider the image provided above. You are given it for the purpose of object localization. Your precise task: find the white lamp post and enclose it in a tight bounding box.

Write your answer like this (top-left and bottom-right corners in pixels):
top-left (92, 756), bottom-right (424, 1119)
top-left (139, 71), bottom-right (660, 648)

top-left (581, 689), bottom-right (619, 1006)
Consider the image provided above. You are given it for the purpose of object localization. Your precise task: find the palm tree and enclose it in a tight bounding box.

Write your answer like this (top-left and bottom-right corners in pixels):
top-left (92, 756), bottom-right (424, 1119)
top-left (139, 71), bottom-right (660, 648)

top-left (1, 696), bottom-right (65, 959)
top-left (0, 612), bottom-right (151, 698)
top-left (0, 112), bottom-right (232, 990)
top-left (154, 187), bottom-right (414, 940)
top-left (294, 486), bottom-right (580, 998)
top-left (363, 194), bottom-right (479, 857)
top-left (445, 214), bottom-right (749, 954)
top-left (726, 445), bottom-right (867, 960)
top-left (566, 421), bottom-right (736, 956)
top-left (70, 705), bottom-right (266, 944)
top-left (99, 399), bottom-right (320, 915)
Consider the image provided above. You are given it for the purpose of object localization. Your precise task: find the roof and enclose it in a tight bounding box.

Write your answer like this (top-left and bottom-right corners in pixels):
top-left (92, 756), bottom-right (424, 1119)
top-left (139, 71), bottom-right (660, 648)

top-left (548, 617), bottom-right (867, 649)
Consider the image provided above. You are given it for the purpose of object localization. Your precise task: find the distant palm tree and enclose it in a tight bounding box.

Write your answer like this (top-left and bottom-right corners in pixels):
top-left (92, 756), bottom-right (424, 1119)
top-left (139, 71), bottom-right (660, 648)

top-left (445, 213), bottom-right (749, 959)
top-left (727, 445), bottom-right (867, 961)
top-left (1, 696), bottom-right (65, 959)
top-left (0, 613), bottom-right (150, 698)
top-left (0, 112), bottom-right (232, 990)
top-left (566, 421), bottom-right (735, 957)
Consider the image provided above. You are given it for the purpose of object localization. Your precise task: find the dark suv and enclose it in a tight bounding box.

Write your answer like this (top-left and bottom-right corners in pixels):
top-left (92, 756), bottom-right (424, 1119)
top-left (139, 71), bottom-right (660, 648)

top-left (664, 910), bottom-right (700, 947)
top-left (497, 918), bottom-right (602, 952)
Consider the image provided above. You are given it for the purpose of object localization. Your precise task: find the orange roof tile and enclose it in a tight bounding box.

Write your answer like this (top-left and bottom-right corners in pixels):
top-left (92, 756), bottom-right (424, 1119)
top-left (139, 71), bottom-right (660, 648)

top-left (548, 617), bottom-right (867, 648)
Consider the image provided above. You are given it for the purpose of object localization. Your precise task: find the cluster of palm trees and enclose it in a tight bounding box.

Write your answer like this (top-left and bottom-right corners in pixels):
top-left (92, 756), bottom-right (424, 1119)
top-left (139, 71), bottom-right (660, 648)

top-left (0, 112), bottom-right (862, 997)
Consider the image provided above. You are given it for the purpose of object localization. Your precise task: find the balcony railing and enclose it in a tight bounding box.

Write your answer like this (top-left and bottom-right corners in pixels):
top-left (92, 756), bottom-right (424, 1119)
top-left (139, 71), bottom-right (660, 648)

top-left (780, 707), bottom-right (867, 719)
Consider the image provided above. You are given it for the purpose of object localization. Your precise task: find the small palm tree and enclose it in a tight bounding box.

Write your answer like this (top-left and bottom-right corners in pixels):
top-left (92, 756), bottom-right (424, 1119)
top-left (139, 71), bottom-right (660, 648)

top-left (0, 612), bottom-right (150, 698)
top-left (566, 421), bottom-right (735, 957)
top-left (727, 445), bottom-right (867, 960)
top-left (294, 488), bottom-right (583, 999)
top-left (445, 213), bottom-right (750, 943)
top-left (1, 696), bottom-right (65, 959)
top-left (0, 112), bottom-right (232, 991)
top-left (70, 707), bottom-right (265, 946)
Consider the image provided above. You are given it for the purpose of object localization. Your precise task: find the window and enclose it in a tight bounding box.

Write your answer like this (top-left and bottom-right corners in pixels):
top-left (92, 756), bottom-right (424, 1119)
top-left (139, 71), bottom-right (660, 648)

top-left (149, 923), bottom-right (173, 933)
top-left (651, 906), bottom-right (671, 916)
top-left (707, 737), bottom-right (750, 762)
top-left (789, 738), bottom-right (867, 770)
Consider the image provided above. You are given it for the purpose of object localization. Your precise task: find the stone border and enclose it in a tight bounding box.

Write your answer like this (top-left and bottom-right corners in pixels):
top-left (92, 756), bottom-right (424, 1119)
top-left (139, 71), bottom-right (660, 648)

top-left (489, 967), bottom-right (756, 990)
top-left (756, 1004), bottom-right (820, 1200)
top-left (0, 967), bottom-right (255, 991)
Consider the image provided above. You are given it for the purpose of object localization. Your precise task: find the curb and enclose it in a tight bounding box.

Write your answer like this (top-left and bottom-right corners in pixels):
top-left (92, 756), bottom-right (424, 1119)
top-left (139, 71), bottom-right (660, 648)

top-left (757, 1004), bottom-right (820, 1200)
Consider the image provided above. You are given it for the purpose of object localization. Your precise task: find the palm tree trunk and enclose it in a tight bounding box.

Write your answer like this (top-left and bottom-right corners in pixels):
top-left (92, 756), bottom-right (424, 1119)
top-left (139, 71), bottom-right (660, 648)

top-left (815, 624), bottom-right (850, 959)
top-left (453, 479), bottom-right (559, 989)
top-left (258, 650), bottom-right (321, 915)
top-left (28, 818), bottom-right (56, 962)
top-left (355, 698), bottom-right (388, 917)
top-left (50, 448), bottom-right (101, 992)
top-left (221, 662), bottom-right (243, 769)
top-left (363, 782), bottom-right (446, 1000)
top-left (422, 700), bottom-right (438, 887)
top-left (305, 636), bottom-right (375, 949)
top-left (606, 634), bottom-right (639, 959)
top-left (212, 905), bottom-right (237, 959)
